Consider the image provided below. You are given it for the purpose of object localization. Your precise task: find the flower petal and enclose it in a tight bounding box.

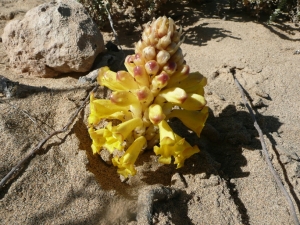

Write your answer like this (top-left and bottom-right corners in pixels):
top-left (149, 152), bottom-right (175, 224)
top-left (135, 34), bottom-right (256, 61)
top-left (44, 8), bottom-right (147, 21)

top-left (133, 65), bottom-right (150, 87)
top-left (155, 87), bottom-right (187, 105)
top-left (167, 106), bottom-right (209, 137)
top-left (178, 93), bottom-right (206, 110)
top-left (97, 66), bottom-right (138, 91)
top-left (112, 136), bottom-right (146, 177)
top-left (168, 72), bottom-right (207, 96)
top-left (89, 95), bottom-right (131, 124)
top-left (111, 117), bottom-right (143, 143)
top-left (153, 120), bottom-right (176, 164)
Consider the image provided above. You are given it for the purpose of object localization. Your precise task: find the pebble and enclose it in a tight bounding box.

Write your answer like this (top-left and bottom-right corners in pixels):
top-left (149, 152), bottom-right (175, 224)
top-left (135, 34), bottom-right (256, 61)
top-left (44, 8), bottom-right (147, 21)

top-left (255, 88), bottom-right (269, 99)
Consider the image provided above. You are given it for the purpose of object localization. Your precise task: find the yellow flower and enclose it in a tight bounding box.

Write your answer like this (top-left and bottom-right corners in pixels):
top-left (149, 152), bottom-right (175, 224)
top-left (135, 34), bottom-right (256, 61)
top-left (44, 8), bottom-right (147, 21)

top-left (87, 16), bottom-right (209, 177)
top-left (88, 118), bottom-right (143, 154)
top-left (88, 92), bottom-right (131, 124)
top-left (97, 66), bottom-right (139, 91)
top-left (154, 120), bottom-right (200, 168)
top-left (167, 106), bottom-right (209, 137)
top-left (112, 136), bottom-right (146, 178)
top-left (173, 135), bottom-right (200, 168)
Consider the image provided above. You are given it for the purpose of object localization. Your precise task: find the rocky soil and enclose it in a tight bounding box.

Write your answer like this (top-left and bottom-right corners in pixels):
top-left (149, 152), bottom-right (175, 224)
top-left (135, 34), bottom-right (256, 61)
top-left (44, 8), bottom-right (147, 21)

top-left (0, 0), bottom-right (300, 224)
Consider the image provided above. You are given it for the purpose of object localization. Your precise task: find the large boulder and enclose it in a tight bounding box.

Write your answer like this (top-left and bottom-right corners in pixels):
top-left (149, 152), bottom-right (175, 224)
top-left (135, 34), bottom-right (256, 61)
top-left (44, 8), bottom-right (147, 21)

top-left (2, 0), bottom-right (105, 77)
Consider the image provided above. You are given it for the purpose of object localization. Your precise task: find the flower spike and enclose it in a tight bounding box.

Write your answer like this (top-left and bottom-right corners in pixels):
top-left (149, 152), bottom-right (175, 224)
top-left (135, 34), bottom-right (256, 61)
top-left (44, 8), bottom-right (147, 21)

top-left (88, 16), bottom-right (208, 178)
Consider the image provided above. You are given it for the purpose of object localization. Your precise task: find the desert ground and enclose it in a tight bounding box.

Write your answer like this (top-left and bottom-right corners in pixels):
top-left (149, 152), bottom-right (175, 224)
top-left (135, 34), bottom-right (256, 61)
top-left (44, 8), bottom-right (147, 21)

top-left (0, 0), bottom-right (300, 224)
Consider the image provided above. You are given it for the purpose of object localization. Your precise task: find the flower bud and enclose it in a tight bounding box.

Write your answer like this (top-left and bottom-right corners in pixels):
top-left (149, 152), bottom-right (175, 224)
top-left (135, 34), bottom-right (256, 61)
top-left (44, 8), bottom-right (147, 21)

top-left (157, 50), bottom-right (170, 66)
top-left (163, 61), bottom-right (177, 75)
top-left (135, 40), bottom-right (146, 54)
top-left (116, 70), bottom-right (139, 90)
top-left (157, 16), bottom-right (169, 38)
top-left (142, 46), bottom-right (156, 61)
top-left (125, 55), bottom-right (135, 75)
top-left (133, 65), bottom-right (150, 87)
top-left (145, 60), bottom-right (160, 76)
top-left (156, 32), bottom-right (172, 50)
top-left (149, 104), bottom-right (166, 125)
top-left (179, 93), bottom-right (206, 110)
top-left (150, 71), bottom-right (169, 96)
top-left (157, 87), bottom-right (187, 104)
top-left (133, 53), bottom-right (145, 66)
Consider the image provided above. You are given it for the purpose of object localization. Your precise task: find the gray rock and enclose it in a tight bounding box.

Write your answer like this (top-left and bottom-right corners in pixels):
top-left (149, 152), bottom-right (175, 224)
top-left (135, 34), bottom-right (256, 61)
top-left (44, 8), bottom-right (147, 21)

top-left (2, 0), bottom-right (105, 77)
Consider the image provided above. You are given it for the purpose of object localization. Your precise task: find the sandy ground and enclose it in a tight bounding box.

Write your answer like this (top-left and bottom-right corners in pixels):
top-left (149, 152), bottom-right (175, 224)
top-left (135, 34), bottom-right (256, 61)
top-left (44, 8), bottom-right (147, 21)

top-left (0, 0), bottom-right (300, 224)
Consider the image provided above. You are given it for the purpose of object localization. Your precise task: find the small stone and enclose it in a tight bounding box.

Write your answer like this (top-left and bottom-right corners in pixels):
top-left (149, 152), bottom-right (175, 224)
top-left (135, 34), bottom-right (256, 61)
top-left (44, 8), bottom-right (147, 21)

top-left (279, 154), bottom-right (291, 164)
top-left (255, 88), bottom-right (269, 99)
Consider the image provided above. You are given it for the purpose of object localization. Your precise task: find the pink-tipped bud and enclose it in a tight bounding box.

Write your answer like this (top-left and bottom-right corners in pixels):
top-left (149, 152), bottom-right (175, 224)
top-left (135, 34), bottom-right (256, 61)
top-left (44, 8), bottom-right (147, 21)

top-left (180, 64), bottom-right (190, 75)
top-left (110, 91), bottom-right (137, 106)
top-left (163, 61), bottom-right (177, 75)
top-left (135, 86), bottom-right (154, 109)
top-left (157, 87), bottom-right (188, 105)
top-left (133, 53), bottom-right (145, 66)
top-left (142, 46), bottom-right (156, 61)
top-left (125, 55), bottom-right (134, 64)
top-left (133, 65), bottom-right (150, 87)
top-left (136, 89), bottom-right (147, 100)
top-left (155, 71), bottom-right (170, 86)
top-left (149, 104), bottom-right (166, 125)
top-left (145, 60), bottom-right (160, 76)
top-left (157, 50), bottom-right (170, 66)
top-left (150, 71), bottom-right (170, 96)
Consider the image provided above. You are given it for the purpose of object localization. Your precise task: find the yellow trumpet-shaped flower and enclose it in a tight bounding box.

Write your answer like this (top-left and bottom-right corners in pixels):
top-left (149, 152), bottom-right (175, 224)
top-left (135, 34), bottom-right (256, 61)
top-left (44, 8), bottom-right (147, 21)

top-left (88, 118), bottom-right (143, 154)
top-left (89, 93), bottom-right (131, 124)
top-left (173, 135), bottom-right (200, 168)
top-left (110, 90), bottom-right (142, 118)
top-left (112, 117), bottom-right (143, 143)
top-left (97, 66), bottom-right (139, 91)
top-left (155, 87), bottom-right (187, 105)
top-left (178, 93), bottom-right (206, 111)
top-left (112, 136), bottom-right (146, 178)
top-left (154, 120), bottom-right (200, 168)
top-left (167, 106), bottom-right (209, 137)
top-left (88, 127), bottom-right (106, 154)
top-left (169, 72), bottom-right (207, 96)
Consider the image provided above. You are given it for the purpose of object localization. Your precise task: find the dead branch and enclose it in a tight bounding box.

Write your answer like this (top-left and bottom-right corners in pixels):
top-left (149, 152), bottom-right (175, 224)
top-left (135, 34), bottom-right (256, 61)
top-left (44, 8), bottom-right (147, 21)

top-left (0, 85), bottom-right (98, 191)
top-left (137, 184), bottom-right (180, 225)
top-left (233, 75), bottom-right (300, 225)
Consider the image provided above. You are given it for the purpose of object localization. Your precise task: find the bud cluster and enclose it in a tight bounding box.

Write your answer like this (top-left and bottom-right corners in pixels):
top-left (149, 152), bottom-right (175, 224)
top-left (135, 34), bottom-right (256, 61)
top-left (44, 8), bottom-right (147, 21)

top-left (88, 16), bottom-right (208, 178)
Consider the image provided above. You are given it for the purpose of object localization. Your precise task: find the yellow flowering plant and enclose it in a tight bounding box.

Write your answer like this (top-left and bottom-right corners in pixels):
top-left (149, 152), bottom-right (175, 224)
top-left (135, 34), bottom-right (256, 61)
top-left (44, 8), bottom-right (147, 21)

top-left (88, 16), bottom-right (209, 178)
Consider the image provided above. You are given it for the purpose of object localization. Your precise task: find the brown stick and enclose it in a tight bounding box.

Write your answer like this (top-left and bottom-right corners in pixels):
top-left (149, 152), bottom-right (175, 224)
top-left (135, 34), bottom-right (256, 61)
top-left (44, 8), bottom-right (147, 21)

top-left (233, 75), bottom-right (300, 225)
top-left (0, 85), bottom-right (98, 190)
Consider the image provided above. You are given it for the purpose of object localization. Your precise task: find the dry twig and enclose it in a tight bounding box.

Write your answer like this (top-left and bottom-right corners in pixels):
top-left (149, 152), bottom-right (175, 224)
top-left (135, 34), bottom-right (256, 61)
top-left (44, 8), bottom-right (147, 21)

top-left (0, 85), bottom-right (98, 191)
top-left (104, 3), bottom-right (125, 66)
top-left (233, 75), bottom-right (300, 225)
